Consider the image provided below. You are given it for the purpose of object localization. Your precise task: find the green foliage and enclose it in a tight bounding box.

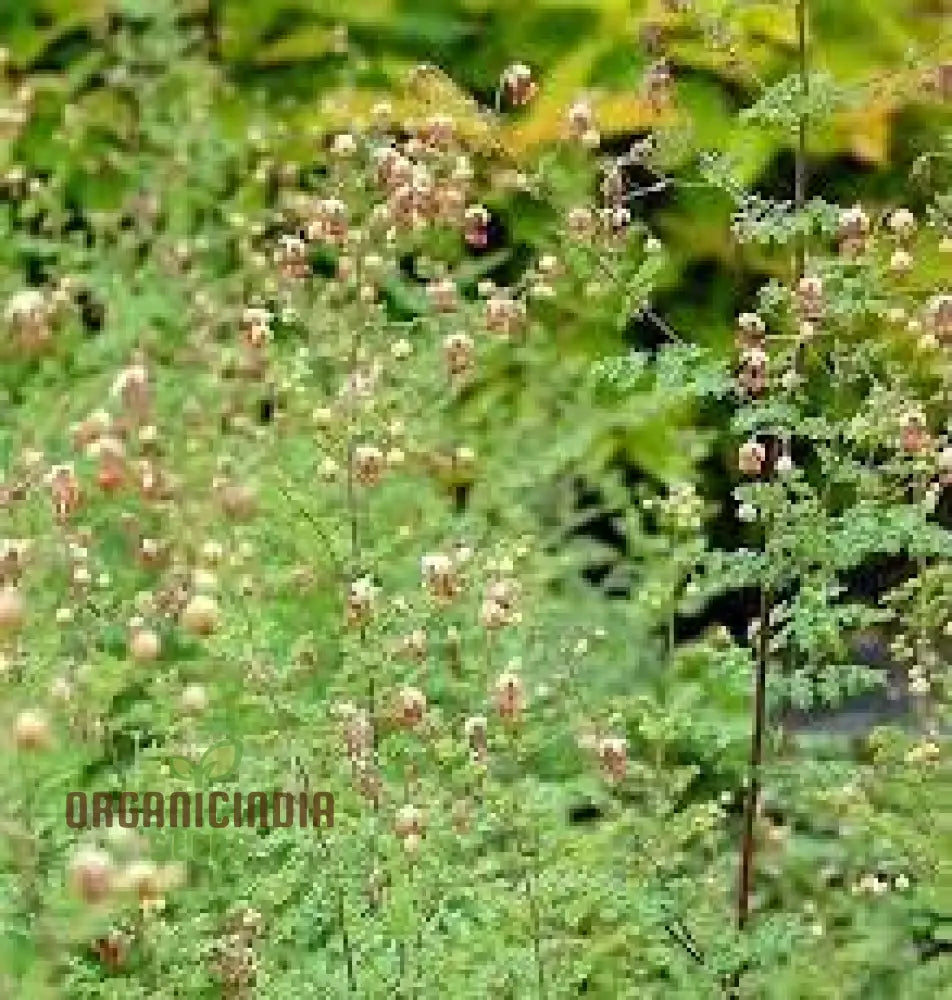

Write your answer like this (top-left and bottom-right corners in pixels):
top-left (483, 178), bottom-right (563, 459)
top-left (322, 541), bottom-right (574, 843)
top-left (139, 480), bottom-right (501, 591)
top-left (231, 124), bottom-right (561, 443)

top-left (0, 1), bottom-right (948, 998)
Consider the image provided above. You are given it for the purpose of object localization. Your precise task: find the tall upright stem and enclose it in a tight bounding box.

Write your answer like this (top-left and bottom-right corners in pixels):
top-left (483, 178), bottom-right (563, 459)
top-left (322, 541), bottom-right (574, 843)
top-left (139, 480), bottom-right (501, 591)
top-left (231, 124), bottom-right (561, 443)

top-left (737, 583), bottom-right (770, 930)
top-left (738, 0), bottom-right (809, 910)
top-left (735, 0), bottom-right (810, 956)
top-left (337, 875), bottom-right (358, 991)
top-left (345, 317), bottom-right (381, 882)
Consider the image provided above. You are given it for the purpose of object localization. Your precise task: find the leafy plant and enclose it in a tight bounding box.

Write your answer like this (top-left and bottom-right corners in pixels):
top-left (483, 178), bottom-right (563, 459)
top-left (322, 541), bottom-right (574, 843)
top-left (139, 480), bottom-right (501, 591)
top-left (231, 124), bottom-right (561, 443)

top-left (0, 1), bottom-right (948, 997)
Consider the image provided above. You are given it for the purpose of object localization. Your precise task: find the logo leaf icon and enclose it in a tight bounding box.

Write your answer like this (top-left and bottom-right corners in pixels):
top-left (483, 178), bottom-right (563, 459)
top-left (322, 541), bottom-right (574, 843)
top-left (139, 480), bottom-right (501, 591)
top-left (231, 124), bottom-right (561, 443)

top-left (168, 755), bottom-right (198, 782)
top-left (201, 739), bottom-right (242, 782)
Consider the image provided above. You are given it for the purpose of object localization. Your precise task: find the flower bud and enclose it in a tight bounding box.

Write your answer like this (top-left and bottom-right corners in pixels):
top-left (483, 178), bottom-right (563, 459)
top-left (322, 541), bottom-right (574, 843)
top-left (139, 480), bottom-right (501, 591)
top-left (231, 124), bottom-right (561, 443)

top-left (597, 736), bottom-right (627, 782)
top-left (501, 63), bottom-right (536, 107)
top-left (738, 440), bottom-right (766, 476)
top-left (14, 709), bottom-right (50, 750)
top-left (395, 686), bottom-right (426, 728)
top-left (899, 410), bottom-right (930, 454)
top-left (492, 672), bottom-right (525, 720)
top-left (129, 627), bottom-right (161, 662)
top-left (182, 594), bottom-right (219, 635)
top-left (394, 803), bottom-right (425, 840)
top-left (68, 847), bottom-right (114, 904)
top-left (888, 208), bottom-right (915, 238)
top-left (0, 585), bottom-right (25, 633)
top-left (181, 683), bottom-right (208, 714)
top-left (354, 445), bottom-right (384, 487)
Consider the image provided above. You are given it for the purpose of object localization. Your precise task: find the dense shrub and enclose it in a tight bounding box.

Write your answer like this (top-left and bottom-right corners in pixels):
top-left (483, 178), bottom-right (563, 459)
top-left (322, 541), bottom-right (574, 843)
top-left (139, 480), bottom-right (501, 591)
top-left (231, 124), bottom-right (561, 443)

top-left (0, 2), bottom-right (949, 997)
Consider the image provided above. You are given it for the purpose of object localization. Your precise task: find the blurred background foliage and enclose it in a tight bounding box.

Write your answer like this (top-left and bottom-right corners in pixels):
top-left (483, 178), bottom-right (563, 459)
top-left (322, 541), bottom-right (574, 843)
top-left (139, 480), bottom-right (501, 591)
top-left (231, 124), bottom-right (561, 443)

top-left (0, 0), bottom-right (949, 519)
top-left (1, 0), bottom-right (948, 347)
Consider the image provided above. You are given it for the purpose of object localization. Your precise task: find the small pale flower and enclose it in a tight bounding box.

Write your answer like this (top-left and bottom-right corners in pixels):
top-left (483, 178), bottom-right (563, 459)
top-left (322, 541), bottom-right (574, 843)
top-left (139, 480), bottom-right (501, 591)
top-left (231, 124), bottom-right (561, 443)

top-left (737, 440), bottom-right (766, 476)
top-left (501, 63), bottom-right (536, 107)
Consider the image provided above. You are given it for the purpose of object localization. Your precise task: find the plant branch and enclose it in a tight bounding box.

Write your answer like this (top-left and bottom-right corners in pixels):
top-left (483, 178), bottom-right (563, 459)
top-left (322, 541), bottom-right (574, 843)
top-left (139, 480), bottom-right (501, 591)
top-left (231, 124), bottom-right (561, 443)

top-left (737, 583), bottom-right (771, 931)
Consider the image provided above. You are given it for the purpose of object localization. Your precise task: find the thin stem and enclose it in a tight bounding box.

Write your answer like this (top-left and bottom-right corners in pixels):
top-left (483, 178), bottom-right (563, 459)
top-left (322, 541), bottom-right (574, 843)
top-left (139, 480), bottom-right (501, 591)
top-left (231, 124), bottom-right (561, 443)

top-left (737, 583), bottom-right (770, 931)
top-left (525, 831), bottom-right (546, 998)
top-left (336, 876), bottom-right (357, 992)
top-left (643, 307), bottom-right (687, 345)
top-left (272, 479), bottom-right (347, 584)
top-left (20, 776), bottom-right (39, 918)
top-left (914, 473), bottom-right (931, 731)
top-left (310, 756), bottom-right (357, 993)
top-left (663, 921), bottom-right (705, 967)
top-left (343, 307), bottom-right (383, 879)
top-left (345, 459), bottom-right (359, 578)
top-left (735, 0), bottom-right (811, 957)
top-left (408, 860), bottom-right (424, 998)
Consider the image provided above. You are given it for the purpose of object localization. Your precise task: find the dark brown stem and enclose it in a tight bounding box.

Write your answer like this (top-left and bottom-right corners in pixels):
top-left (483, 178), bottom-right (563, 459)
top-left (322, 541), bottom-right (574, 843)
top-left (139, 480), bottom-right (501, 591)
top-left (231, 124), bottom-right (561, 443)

top-left (736, 585), bottom-right (770, 931)
top-left (337, 878), bottom-right (357, 992)
top-left (735, 0), bottom-right (811, 959)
